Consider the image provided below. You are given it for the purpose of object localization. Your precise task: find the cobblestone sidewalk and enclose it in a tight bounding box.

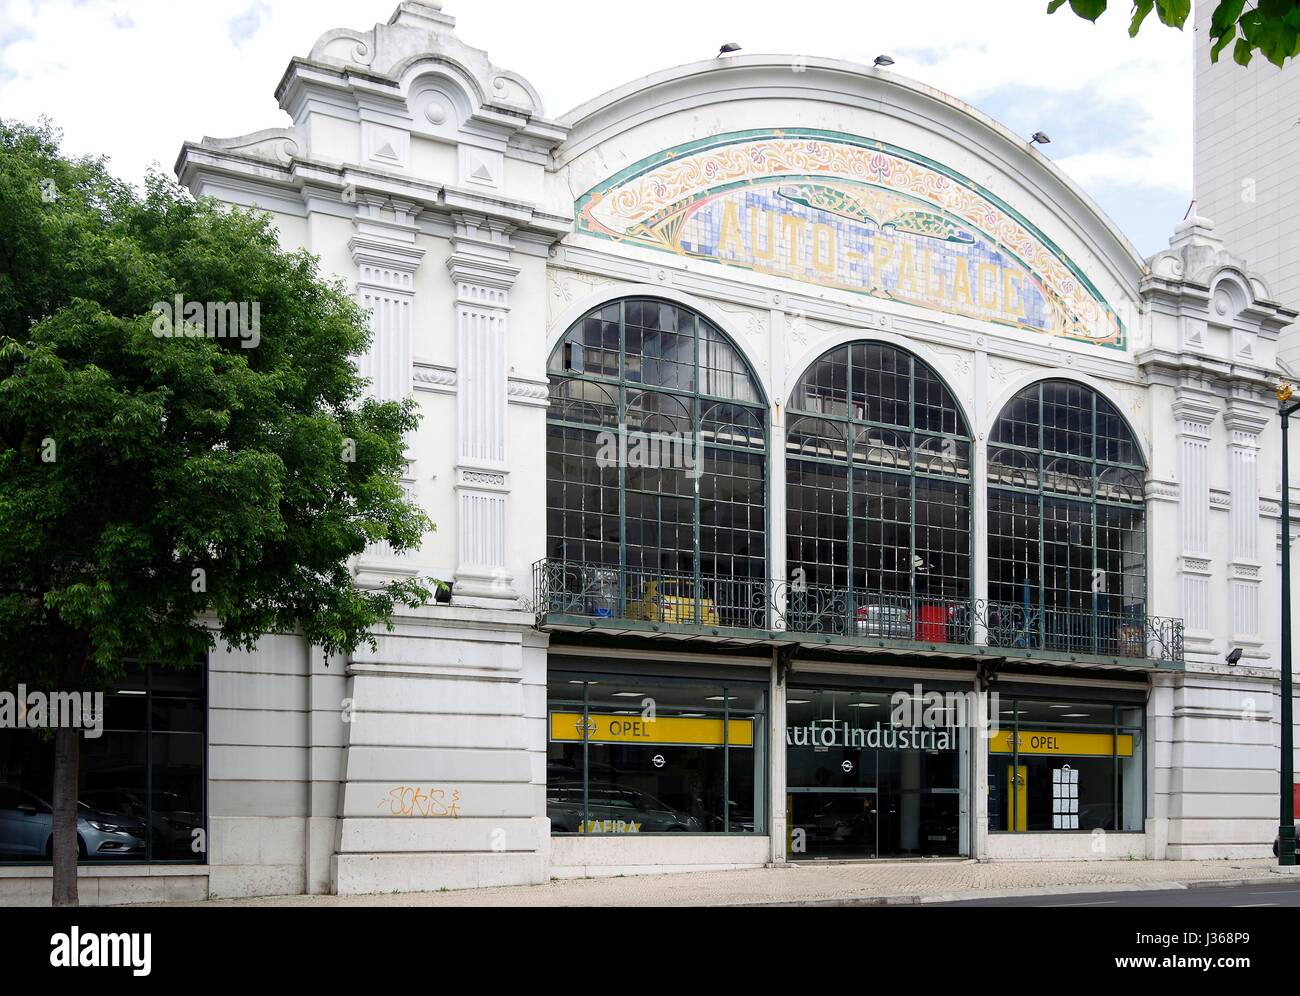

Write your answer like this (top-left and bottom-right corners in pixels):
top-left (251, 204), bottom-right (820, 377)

top-left (158, 858), bottom-right (1300, 907)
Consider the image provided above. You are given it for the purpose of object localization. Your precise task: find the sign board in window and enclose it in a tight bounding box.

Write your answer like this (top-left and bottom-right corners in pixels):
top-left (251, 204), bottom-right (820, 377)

top-left (549, 711), bottom-right (754, 747)
top-left (988, 730), bottom-right (1133, 757)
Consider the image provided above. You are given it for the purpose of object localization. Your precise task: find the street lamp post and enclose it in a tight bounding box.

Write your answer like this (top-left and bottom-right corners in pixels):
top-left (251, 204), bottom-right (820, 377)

top-left (1277, 383), bottom-right (1298, 866)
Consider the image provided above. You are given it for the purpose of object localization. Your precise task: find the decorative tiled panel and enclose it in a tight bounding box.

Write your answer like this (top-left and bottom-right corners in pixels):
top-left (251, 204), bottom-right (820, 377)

top-left (576, 129), bottom-right (1125, 348)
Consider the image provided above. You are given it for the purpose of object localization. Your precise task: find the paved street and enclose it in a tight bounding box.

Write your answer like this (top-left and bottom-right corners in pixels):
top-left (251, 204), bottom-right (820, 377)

top-left (142, 858), bottom-right (1300, 907)
top-left (927, 880), bottom-right (1300, 907)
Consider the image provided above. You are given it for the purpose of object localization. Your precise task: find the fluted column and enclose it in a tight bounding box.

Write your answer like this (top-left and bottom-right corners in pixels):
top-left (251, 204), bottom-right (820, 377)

top-left (1172, 392), bottom-right (1218, 653)
top-left (1224, 400), bottom-right (1268, 652)
top-left (350, 195), bottom-right (425, 584)
top-left (447, 213), bottom-right (518, 601)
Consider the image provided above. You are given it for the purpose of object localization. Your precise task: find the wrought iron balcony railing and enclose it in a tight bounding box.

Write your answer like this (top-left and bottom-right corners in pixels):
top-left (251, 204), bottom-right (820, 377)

top-left (978, 599), bottom-right (1184, 663)
top-left (531, 559), bottom-right (1184, 664)
top-left (531, 559), bottom-right (770, 631)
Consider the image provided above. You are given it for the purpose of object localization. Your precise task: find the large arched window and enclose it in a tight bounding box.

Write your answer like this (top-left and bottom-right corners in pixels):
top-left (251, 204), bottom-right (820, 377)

top-left (545, 298), bottom-right (767, 624)
top-left (785, 342), bottom-right (971, 637)
top-left (987, 379), bottom-right (1146, 654)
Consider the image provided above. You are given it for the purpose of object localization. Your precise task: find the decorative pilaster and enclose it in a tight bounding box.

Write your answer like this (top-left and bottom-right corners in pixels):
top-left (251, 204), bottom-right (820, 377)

top-left (350, 195), bottom-right (426, 585)
top-left (971, 349), bottom-right (990, 644)
top-left (1172, 393), bottom-right (1218, 650)
top-left (350, 198), bottom-right (424, 402)
top-left (448, 213), bottom-right (519, 601)
top-left (768, 307), bottom-right (787, 628)
top-left (1224, 400), bottom-right (1269, 650)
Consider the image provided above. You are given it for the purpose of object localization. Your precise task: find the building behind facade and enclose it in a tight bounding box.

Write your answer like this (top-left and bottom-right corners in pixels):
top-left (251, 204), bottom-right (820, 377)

top-left (1193, 0), bottom-right (1300, 352)
top-left (1, 1), bottom-right (1297, 903)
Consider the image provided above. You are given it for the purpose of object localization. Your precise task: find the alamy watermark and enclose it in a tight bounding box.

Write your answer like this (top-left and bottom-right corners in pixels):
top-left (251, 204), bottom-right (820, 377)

top-left (151, 294), bottom-right (261, 349)
top-left (889, 683), bottom-right (1001, 737)
top-left (595, 424), bottom-right (704, 479)
top-left (0, 686), bottom-right (104, 739)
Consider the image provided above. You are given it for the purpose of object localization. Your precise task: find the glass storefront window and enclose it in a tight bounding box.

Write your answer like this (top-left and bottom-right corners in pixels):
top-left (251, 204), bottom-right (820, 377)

top-left (0, 661), bottom-right (206, 864)
top-left (785, 686), bottom-right (967, 858)
top-left (987, 381), bottom-right (1147, 658)
top-left (545, 299), bottom-right (769, 625)
top-left (988, 696), bottom-right (1144, 833)
top-left (547, 674), bottom-right (766, 834)
top-left (785, 343), bottom-right (972, 629)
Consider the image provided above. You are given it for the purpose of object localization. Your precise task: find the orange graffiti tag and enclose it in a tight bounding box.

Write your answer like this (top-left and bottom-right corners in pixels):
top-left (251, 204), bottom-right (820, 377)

top-left (381, 785), bottom-right (462, 817)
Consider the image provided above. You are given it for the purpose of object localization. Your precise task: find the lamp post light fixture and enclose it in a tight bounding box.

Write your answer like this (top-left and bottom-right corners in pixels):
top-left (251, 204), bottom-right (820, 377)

top-left (1276, 380), bottom-right (1297, 866)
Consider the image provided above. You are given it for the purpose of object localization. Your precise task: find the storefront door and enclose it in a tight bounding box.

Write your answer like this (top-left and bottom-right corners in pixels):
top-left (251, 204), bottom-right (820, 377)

top-left (786, 685), bottom-right (966, 859)
top-left (788, 787), bottom-right (879, 857)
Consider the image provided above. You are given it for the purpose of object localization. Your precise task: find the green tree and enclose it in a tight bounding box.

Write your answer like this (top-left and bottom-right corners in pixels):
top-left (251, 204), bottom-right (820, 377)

top-left (1049, 0), bottom-right (1300, 66)
top-left (0, 120), bottom-right (432, 906)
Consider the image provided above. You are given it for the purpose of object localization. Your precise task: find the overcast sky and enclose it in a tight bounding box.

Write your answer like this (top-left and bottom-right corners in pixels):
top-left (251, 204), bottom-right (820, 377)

top-left (0, 0), bottom-right (1193, 256)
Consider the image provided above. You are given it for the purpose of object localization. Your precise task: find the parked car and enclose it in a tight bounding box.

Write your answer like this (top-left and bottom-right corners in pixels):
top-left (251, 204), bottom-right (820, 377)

top-left (1273, 833), bottom-right (1299, 857)
top-left (628, 579), bottom-right (718, 626)
top-left (0, 784), bottom-right (146, 860)
top-left (547, 780), bottom-right (702, 833)
top-left (80, 788), bottom-right (202, 856)
top-left (706, 798), bottom-right (756, 833)
top-left (854, 602), bottom-right (911, 638)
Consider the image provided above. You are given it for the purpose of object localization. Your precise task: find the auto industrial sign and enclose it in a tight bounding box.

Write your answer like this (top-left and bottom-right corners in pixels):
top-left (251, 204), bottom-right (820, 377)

top-left (786, 720), bottom-right (957, 751)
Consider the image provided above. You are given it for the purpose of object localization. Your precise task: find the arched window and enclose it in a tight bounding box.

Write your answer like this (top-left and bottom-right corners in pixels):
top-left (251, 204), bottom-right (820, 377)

top-left (987, 379), bottom-right (1146, 654)
top-left (785, 342), bottom-right (971, 637)
top-left (545, 298), bottom-right (767, 624)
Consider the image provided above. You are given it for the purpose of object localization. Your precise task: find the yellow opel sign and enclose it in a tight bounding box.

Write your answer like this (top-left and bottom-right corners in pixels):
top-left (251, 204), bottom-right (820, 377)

top-left (989, 729), bottom-right (1133, 757)
top-left (549, 711), bottom-right (754, 747)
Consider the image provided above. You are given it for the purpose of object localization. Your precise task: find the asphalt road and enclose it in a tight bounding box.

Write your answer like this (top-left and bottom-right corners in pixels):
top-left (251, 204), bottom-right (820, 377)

top-left (930, 881), bottom-right (1300, 907)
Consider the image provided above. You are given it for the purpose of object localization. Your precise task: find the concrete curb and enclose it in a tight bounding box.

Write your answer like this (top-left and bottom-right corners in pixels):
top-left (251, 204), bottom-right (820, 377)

top-left (741, 873), bottom-right (1300, 907)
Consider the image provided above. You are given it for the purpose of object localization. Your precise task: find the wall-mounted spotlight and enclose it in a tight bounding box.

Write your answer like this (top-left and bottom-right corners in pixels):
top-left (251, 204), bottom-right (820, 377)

top-left (1030, 131), bottom-right (1052, 145)
top-left (1226, 647), bottom-right (1243, 665)
top-left (873, 54), bottom-right (894, 68)
top-left (718, 42), bottom-right (741, 57)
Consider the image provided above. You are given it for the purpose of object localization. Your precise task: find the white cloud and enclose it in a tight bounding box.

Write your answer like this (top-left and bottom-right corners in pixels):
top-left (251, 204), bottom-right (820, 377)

top-left (0, 0), bottom-right (1192, 249)
top-left (227, 1), bottom-right (271, 48)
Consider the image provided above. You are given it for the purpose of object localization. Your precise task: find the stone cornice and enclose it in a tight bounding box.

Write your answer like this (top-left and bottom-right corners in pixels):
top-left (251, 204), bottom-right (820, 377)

top-left (1169, 391), bottom-right (1220, 430)
top-left (1222, 398), bottom-right (1271, 437)
top-left (349, 233), bottom-right (426, 275)
top-left (1137, 346), bottom-right (1277, 392)
top-left (175, 145), bottom-right (572, 241)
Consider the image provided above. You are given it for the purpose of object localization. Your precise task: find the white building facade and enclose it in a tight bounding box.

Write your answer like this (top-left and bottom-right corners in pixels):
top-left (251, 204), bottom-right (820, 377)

top-left (2, 0), bottom-right (1297, 903)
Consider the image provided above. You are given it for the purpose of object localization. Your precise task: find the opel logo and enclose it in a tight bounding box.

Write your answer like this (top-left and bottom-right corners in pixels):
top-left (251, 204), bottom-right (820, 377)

top-left (653, 754), bottom-right (665, 768)
top-left (841, 760), bottom-right (853, 773)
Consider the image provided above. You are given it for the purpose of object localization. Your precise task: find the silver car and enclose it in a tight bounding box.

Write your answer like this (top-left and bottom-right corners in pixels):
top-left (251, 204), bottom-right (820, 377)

top-left (854, 602), bottom-right (912, 638)
top-left (0, 784), bottom-right (146, 860)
